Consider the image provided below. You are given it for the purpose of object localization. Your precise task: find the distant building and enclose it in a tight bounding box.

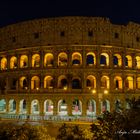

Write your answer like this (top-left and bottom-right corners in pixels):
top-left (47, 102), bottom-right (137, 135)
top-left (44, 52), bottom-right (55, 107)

top-left (0, 17), bottom-right (139, 119)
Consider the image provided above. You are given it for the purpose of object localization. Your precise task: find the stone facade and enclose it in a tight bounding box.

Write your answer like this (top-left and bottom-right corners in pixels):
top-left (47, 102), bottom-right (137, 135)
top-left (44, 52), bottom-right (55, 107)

top-left (0, 16), bottom-right (140, 118)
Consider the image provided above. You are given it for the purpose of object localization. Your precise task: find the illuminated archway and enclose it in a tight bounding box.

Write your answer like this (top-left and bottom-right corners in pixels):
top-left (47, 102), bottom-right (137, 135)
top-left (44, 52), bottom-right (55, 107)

top-left (136, 77), bottom-right (140, 89)
top-left (31, 76), bottom-right (40, 90)
top-left (58, 75), bottom-right (68, 89)
top-left (44, 100), bottom-right (53, 115)
top-left (44, 53), bottom-right (54, 66)
top-left (86, 52), bottom-right (96, 66)
top-left (135, 56), bottom-right (140, 69)
top-left (101, 100), bottom-right (110, 113)
top-left (114, 76), bottom-right (122, 89)
top-left (115, 99), bottom-right (122, 112)
top-left (44, 76), bottom-right (53, 89)
top-left (72, 52), bottom-right (82, 66)
top-left (72, 77), bottom-right (81, 89)
top-left (72, 99), bottom-right (82, 115)
top-left (113, 54), bottom-right (122, 67)
top-left (125, 76), bottom-right (133, 89)
top-left (9, 99), bottom-right (16, 113)
top-left (101, 76), bottom-right (110, 89)
top-left (20, 55), bottom-right (28, 68)
top-left (125, 55), bottom-right (132, 68)
top-left (10, 56), bottom-right (17, 69)
top-left (32, 54), bottom-right (40, 67)
top-left (58, 52), bottom-right (68, 66)
top-left (19, 76), bottom-right (28, 89)
top-left (19, 99), bottom-right (27, 114)
top-left (86, 75), bottom-right (96, 89)
top-left (58, 99), bottom-right (67, 115)
top-left (31, 100), bottom-right (39, 114)
top-left (1, 57), bottom-right (7, 70)
top-left (87, 99), bottom-right (96, 116)
top-left (0, 99), bottom-right (6, 112)
top-left (100, 53), bottom-right (109, 66)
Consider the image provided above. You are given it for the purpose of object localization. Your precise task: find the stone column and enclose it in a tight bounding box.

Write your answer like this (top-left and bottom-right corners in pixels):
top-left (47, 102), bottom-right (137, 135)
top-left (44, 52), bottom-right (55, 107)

top-left (53, 101), bottom-right (58, 116)
top-left (27, 100), bottom-right (31, 115)
top-left (16, 100), bottom-right (19, 114)
top-left (39, 100), bottom-right (44, 116)
top-left (82, 101), bottom-right (87, 116)
top-left (28, 52), bottom-right (32, 68)
top-left (67, 100), bottom-right (72, 116)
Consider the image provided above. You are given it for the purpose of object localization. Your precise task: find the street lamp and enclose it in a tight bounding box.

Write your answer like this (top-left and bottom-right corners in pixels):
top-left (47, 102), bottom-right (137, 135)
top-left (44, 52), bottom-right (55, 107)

top-left (92, 89), bottom-right (96, 94)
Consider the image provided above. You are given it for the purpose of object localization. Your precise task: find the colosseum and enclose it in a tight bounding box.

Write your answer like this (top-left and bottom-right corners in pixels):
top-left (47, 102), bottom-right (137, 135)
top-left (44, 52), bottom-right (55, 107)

top-left (0, 16), bottom-right (140, 121)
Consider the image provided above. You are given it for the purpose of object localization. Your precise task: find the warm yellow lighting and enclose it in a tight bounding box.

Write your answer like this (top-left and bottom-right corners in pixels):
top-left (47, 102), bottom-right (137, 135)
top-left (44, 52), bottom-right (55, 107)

top-left (92, 89), bottom-right (96, 94)
top-left (63, 86), bottom-right (67, 90)
top-left (36, 87), bottom-right (39, 90)
top-left (104, 90), bottom-right (108, 94)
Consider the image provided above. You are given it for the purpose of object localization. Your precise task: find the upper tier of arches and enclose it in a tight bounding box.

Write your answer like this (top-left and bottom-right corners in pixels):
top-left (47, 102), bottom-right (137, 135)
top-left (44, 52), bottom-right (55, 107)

top-left (0, 51), bottom-right (140, 70)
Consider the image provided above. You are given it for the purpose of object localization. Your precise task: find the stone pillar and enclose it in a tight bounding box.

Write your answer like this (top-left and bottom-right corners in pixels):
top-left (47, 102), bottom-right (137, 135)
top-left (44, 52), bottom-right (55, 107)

top-left (53, 101), bottom-right (58, 116)
top-left (39, 101), bottom-right (44, 116)
top-left (7, 55), bottom-right (10, 70)
top-left (40, 50), bottom-right (44, 68)
top-left (67, 100), bottom-right (72, 116)
top-left (6, 99), bottom-right (9, 113)
top-left (27, 100), bottom-right (31, 115)
top-left (16, 100), bottom-right (19, 114)
top-left (28, 52), bottom-right (32, 68)
top-left (40, 74), bottom-right (44, 89)
top-left (82, 102), bottom-right (87, 116)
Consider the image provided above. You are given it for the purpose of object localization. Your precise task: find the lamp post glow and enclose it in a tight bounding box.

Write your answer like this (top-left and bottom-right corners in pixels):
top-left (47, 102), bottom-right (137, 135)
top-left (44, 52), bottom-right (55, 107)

top-left (92, 89), bottom-right (96, 94)
top-left (104, 89), bottom-right (108, 94)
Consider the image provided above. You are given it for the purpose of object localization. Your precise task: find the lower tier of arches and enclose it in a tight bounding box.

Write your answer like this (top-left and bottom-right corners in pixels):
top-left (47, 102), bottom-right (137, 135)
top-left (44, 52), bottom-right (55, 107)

top-left (0, 93), bottom-right (139, 117)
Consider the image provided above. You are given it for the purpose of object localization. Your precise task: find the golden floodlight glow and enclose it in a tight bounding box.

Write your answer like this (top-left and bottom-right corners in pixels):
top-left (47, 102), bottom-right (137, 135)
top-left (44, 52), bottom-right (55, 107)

top-left (104, 90), bottom-right (108, 94)
top-left (92, 89), bottom-right (96, 94)
top-left (63, 86), bottom-right (67, 90)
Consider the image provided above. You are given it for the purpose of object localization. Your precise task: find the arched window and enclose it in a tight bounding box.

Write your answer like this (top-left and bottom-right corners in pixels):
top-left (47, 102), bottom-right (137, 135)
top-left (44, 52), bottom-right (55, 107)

top-left (100, 53), bottom-right (109, 66)
top-left (135, 56), bottom-right (140, 69)
top-left (101, 76), bottom-right (110, 89)
top-left (86, 75), bottom-right (96, 89)
top-left (136, 77), bottom-right (140, 89)
top-left (32, 54), bottom-right (40, 67)
top-left (125, 76), bottom-right (133, 89)
top-left (114, 76), bottom-right (122, 89)
top-left (58, 99), bottom-right (67, 115)
top-left (58, 75), bottom-right (68, 89)
top-left (19, 76), bottom-right (28, 89)
top-left (1, 57), bottom-right (7, 70)
top-left (44, 76), bottom-right (53, 89)
top-left (101, 100), bottom-right (110, 112)
top-left (72, 78), bottom-right (81, 89)
top-left (87, 99), bottom-right (96, 116)
top-left (10, 56), bottom-right (17, 69)
top-left (125, 55), bottom-right (132, 68)
top-left (19, 99), bottom-right (27, 114)
top-left (115, 100), bottom-right (122, 112)
top-left (58, 52), bottom-right (68, 66)
top-left (31, 76), bottom-right (40, 90)
top-left (31, 100), bottom-right (39, 114)
top-left (9, 99), bottom-right (16, 113)
top-left (44, 53), bottom-right (54, 67)
top-left (72, 52), bottom-right (82, 66)
top-left (113, 54), bottom-right (122, 67)
top-left (44, 100), bottom-right (53, 115)
top-left (72, 99), bottom-right (82, 115)
top-left (20, 55), bottom-right (28, 68)
top-left (0, 99), bottom-right (6, 112)
top-left (86, 52), bottom-right (96, 66)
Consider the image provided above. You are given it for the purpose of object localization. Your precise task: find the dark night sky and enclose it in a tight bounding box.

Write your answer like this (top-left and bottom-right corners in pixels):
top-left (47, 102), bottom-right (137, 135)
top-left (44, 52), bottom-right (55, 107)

top-left (0, 0), bottom-right (140, 27)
